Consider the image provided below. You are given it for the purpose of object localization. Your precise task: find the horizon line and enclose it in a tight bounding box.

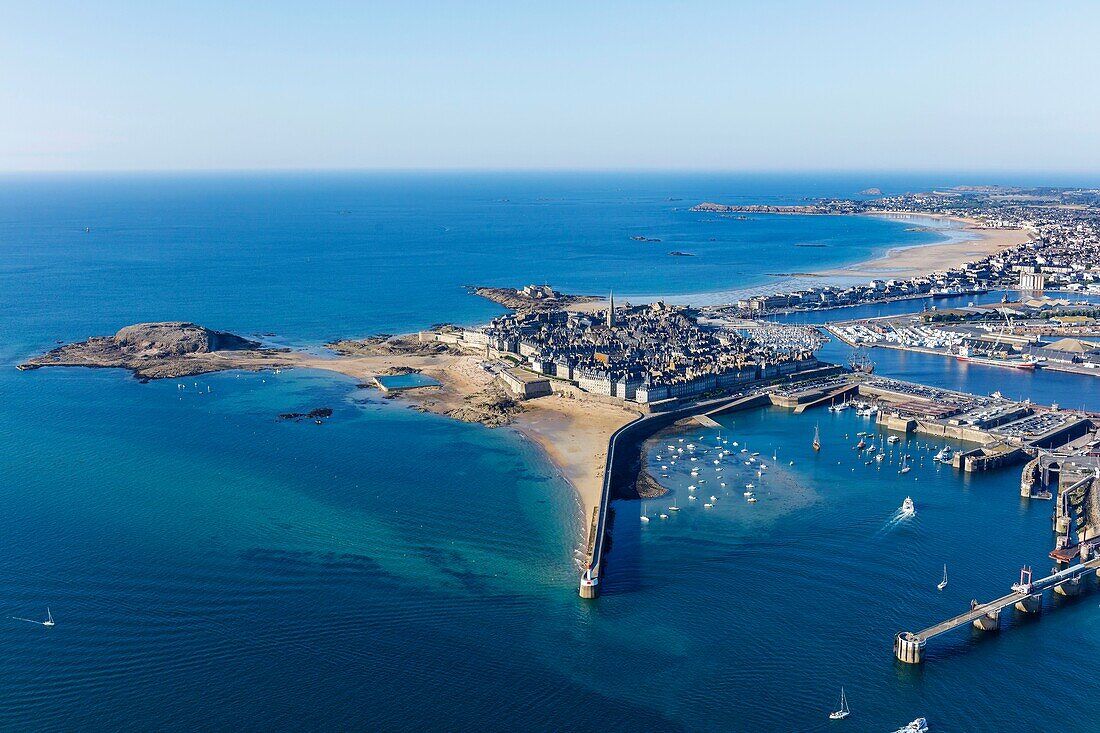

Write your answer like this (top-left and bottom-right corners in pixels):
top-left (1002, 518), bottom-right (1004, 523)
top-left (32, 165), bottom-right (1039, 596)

top-left (1, 166), bottom-right (1098, 180)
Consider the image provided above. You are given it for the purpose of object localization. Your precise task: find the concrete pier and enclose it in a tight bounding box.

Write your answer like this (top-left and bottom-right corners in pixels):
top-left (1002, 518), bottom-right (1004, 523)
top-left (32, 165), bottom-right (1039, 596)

top-left (895, 557), bottom-right (1100, 663)
top-left (578, 568), bottom-right (598, 599)
top-left (578, 389), bottom-right (780, 599)
top-left (1015, 593), bottom-right (1043, 613)
top-left (971, 607), bottom-right (1001, 631)
top-left (894, 632), bottom-right (925, 664)
top-left (1054, 575), bottom-right (1082, 596)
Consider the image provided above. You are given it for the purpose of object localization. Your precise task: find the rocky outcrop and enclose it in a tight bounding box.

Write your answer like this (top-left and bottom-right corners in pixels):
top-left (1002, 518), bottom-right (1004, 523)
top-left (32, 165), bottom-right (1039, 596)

top-left (18, 322), bottom-right (277, 381)
top-left (326, 334), bottom-right (452, 357)
top-left (113, 322), bottom-right (258, 355)
top-left (466, 286), bottom-right (600, 314)
top-left (444, 386), bottom-right (523, 427)
top-left (690, 202), bottom-right (822, 214)
top-left (277, 407), bottom-right (333, 423)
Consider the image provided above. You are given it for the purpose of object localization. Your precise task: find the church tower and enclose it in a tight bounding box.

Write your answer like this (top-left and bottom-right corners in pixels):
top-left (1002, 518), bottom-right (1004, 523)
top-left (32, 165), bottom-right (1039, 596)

top-left (607, 291), bottom-right (615, 328)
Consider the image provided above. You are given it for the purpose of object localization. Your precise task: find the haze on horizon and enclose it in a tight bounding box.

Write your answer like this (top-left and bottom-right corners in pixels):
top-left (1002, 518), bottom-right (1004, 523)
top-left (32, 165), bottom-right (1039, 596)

top-left (2, 0), bottom-right (1098, 174)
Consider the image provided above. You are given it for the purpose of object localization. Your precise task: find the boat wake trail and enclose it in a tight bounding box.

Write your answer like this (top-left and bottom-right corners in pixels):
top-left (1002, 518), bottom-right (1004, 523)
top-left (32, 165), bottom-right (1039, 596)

top-left (875, 509), bottom-right (917, 536)
top-left (11, 617), bottom-right (47, 626)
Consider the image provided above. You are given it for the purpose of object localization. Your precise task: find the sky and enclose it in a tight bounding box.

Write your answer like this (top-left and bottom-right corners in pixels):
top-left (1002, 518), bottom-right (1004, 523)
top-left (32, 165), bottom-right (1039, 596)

top-left (1, 1), bottom-right (1099, 173)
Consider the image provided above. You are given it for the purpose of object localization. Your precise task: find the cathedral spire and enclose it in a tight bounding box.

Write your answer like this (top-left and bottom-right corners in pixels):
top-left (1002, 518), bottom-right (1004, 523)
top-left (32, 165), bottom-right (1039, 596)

top-left (607, 290), bottom-right (615, 328)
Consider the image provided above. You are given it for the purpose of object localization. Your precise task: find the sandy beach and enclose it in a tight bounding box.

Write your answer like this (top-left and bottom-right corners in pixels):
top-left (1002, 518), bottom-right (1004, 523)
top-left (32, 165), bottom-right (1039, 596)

top-left (510, 391), bottom-right (638, 525)
top-left (814, 213), bottom-right (1034, 279)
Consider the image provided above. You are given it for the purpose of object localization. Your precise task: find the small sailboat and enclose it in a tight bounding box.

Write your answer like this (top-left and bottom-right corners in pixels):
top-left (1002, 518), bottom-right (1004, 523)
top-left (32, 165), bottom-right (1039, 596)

top-left (937, 564), bottom-right (948, 591)
top-left (640, 503), bottom-right (650, 523)
top-left (13, 608), bottom-right (54, 627)
top-left (828, 687), bottom-right (850, 720)
top-left (813, 424), bottom-right (821, 452)
top-left (669, 505), bottom-right (680, 512)
top-left (747, 496), bottom-right (758, 503)
top-left (899, 455), bottom-right (911, 474)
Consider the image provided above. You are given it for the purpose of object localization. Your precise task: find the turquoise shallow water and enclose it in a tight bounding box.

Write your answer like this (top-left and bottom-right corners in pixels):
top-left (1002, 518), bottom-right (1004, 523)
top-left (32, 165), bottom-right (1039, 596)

top-left (1, 172), bottom-right (1098, 731)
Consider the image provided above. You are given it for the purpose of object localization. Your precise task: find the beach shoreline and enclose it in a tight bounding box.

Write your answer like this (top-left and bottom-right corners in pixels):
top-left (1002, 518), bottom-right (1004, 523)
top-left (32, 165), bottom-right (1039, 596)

top-left (813, 212), bottom-right (1034, 279)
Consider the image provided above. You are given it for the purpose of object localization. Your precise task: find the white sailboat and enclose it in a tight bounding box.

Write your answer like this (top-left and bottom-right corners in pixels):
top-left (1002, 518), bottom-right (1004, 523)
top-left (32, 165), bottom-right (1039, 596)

top-left (828, 687), bottom-right (850, 720)
top-left (640, 503), bottom-right (650, 523)
top-left (899, 455), bottom-right (911, 474)
top-left (12, 607), bottom-right (54, 627)
top-left (937, 564), bottom-right (948, 591)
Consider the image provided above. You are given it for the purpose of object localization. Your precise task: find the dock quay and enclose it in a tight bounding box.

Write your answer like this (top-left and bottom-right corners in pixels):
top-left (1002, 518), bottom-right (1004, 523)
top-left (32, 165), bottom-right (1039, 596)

top-left (895, 556), bottom-right (1100, 663)
top-left (581, 369), bottom-right (1100, 599)
top-left (773, 374), bottom-right (1096, 469)
top-left (578, 388), bottom-right (779, 598)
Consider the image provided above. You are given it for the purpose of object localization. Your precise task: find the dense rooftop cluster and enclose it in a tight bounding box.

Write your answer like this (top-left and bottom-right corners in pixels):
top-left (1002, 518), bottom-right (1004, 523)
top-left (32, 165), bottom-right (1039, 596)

top-left (482, 301), bottom-right (821, 403)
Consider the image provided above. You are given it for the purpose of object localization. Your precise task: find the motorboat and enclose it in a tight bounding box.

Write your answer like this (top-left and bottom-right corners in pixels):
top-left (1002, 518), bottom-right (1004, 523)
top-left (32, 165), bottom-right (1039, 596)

top-left (901, 496), bottom-right (915, 515)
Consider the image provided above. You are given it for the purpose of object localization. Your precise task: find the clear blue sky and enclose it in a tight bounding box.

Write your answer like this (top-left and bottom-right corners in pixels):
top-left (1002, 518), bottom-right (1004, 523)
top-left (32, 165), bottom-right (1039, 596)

top-left (2, 1), bottom-right (1098, 172)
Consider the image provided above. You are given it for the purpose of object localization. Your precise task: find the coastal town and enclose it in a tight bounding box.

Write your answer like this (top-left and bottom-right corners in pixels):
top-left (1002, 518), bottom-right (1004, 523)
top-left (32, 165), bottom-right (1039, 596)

top-left (427, 291), bottom-right (829, 407)
top-left (699, 185), bottom-right (1100, 316)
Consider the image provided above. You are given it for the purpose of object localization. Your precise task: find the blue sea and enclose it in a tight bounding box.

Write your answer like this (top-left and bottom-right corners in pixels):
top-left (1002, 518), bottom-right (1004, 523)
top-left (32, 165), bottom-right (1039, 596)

top-left (1, 172), bottom-right (1099, 731)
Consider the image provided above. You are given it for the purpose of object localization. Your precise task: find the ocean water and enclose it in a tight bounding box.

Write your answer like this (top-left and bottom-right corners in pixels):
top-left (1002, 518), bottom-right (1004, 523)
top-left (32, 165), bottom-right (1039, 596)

top-left (1, 172), bottom-right (1098, 731)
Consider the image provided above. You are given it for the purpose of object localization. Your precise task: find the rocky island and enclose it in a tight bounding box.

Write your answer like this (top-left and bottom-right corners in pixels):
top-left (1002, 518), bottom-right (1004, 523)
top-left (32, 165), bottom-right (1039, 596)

top-left (17, 322), bottom-right (288, 381)
top-left (467, 284), bottom-right (600, 313)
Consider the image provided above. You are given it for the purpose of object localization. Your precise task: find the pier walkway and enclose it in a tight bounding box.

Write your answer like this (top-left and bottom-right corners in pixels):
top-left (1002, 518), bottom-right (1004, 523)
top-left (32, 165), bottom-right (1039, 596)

top-left (579, 390), bottom-right (772, 598)
top-left (895, 556), bottom-right (1100, 663)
